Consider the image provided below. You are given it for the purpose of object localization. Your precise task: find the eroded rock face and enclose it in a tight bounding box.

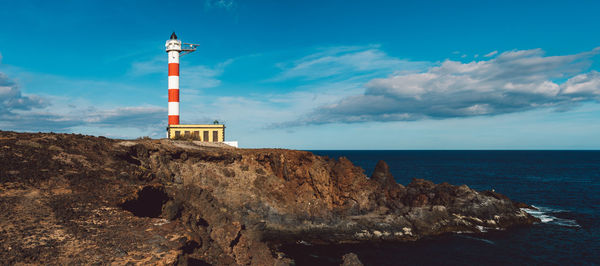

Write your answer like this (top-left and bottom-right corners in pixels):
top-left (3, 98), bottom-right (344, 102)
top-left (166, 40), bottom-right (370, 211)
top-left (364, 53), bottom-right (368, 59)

top-left (0, 131), bottom-right (538, 265)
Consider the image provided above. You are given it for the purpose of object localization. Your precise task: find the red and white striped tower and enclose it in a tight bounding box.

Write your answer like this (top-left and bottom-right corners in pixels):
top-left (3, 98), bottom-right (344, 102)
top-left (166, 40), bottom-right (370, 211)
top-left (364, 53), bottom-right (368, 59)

top-left (165, 33), bottom-right (199, 129)
top-left (166, 32), bottom-right (182, 125)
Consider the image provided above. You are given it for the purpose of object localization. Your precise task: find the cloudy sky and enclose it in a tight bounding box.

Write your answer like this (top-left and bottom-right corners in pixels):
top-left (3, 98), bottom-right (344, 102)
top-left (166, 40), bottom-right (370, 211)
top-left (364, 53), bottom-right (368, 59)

top-left (1, 0), bottom-right (600, 149)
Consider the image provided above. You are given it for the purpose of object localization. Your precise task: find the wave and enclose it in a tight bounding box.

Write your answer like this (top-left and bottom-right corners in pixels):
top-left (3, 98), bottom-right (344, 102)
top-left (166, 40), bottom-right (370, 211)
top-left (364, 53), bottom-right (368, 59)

top-left (523, 205), bottom-right (581, 228)
top-left (457, 234), bottom-right (496, 245)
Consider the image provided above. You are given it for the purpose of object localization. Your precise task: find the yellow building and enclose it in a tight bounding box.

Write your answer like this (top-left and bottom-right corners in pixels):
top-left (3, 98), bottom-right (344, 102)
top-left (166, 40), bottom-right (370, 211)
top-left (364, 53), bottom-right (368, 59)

top-left (167, 124), bottom-right (225, 142)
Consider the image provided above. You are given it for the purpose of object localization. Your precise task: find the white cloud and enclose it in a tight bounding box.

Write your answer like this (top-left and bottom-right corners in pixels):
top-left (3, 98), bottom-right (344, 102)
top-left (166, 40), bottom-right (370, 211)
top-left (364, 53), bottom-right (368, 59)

top-left (128, 56), bottom-right (231, 90)
top-left (204, 0), bottom-right (237, 11)
top-left (484, 50), bottom-right (498, 57)
top-left (82, 106), bottom-right (165, 126)
top-left (179, 79), bottom-right (366, 132)
top-left (0, 96), bottom-right (166, 135)
top-left (181, 59), bottom-right (233, 90)
top-left (0, 72), bottom-right (47, 111)
top-left (281, 47), bottom-right (600, 126)
top-left (0, 65), bottom-right (166, 136)
top-left (128, 58), bottom-right (164, 76)
top-left (271, 45), bottom-right (429, 81)
top-left (562, 71), bottom-right (600, 95)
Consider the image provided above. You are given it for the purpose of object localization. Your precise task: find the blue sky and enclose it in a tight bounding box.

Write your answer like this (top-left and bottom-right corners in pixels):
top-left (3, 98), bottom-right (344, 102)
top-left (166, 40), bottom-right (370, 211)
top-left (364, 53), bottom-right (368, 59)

top-left (1, 0), bottom-right (600, 149)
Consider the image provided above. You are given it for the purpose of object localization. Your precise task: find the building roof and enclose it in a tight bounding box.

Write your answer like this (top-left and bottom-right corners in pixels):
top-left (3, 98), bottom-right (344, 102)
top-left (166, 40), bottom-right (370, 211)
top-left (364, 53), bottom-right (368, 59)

top-left (168, 124), bottom-right (225, 128)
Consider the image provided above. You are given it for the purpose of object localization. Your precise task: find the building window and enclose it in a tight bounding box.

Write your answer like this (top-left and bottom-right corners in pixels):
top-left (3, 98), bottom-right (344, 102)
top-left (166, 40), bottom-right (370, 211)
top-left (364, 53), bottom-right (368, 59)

top-left (193, 131), bottom-right (200, 140)
top-left (175, 131), bottom-right (181, 138)
top-left (213, 131), bottom-right (218, 142)
top-left (203, 131), bottom-right (209, 142)
top-left (184, 131), bottom-right (190, 138)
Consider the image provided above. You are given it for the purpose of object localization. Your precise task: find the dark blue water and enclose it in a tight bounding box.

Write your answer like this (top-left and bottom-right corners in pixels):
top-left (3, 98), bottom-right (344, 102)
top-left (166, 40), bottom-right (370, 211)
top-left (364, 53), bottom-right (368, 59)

top-left (282, 151), bottom-right (600, 265)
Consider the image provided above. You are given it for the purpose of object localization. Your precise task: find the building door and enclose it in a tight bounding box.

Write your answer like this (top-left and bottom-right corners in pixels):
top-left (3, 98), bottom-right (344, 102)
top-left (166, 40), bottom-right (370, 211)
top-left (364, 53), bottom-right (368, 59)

top-left (174, 131), bottom-right (180, 138)
top-left (203, 131), bottom-right (209, 142)
top-left (213, 131), bottom-right (218, 142)
top-left (193, 131), bottom-right (200, 140)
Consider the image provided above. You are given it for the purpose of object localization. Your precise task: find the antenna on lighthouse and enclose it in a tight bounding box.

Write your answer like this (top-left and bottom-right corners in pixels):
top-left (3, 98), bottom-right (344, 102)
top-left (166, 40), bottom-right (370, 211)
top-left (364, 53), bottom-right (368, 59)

top-left (181, 43), bottom-right (200, 56)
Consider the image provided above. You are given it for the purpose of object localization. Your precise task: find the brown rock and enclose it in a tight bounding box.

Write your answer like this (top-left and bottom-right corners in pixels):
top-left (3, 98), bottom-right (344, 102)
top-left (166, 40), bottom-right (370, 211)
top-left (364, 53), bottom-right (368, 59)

top-left (371, 160), bottom-right (395, 185)
top-left (0, 130), bottom-right (538, 265)
top-left (514, 201), bottom-right (538, 210)
top-left (341, 253), bottom-right (364, 266)
top-left (411, 194), bottom-right (429, 207)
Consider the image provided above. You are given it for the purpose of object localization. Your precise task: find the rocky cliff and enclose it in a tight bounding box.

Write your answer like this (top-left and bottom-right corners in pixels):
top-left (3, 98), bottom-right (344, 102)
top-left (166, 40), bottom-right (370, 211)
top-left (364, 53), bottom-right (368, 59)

top-left (0, 131), bottom-right (538, 265)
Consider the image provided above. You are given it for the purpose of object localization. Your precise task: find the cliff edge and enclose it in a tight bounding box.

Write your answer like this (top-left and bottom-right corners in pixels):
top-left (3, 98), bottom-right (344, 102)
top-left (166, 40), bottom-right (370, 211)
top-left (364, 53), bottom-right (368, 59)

top-left (0, 131), bottom-right (538, 265)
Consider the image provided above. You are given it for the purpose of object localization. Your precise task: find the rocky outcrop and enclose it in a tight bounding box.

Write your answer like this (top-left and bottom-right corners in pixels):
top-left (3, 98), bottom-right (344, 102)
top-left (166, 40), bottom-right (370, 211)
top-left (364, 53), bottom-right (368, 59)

top-left (341, 253), bottom-right (363, 266)
top-left (0, 131), bottom-right (538, 265)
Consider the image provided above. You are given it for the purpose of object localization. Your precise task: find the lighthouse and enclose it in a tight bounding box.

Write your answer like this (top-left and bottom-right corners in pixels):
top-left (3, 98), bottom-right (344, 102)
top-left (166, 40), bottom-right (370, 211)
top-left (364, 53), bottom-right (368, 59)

top-left (165, 32), bottom-right (182, 125)
top-left (164, 32), bottom-right (234, 146)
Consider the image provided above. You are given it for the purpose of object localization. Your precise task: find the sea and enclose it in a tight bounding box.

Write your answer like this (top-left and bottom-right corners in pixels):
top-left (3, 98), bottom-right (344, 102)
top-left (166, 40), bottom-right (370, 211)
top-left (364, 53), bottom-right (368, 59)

top-left (281, 151), bottom-right (600, 265)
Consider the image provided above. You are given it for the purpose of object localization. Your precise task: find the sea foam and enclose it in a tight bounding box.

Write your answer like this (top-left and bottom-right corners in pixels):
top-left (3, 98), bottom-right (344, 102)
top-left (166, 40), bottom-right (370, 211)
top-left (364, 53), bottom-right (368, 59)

top-left (523, 205), bottom-right (580, 228)
top-left (457, 235), bottom-right (496, 245)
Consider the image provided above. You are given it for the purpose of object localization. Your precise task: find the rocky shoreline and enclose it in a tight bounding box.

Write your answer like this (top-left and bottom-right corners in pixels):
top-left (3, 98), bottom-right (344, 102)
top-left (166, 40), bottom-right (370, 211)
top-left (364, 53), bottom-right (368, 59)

top-left (0, 131), bottom-right (538, 265)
